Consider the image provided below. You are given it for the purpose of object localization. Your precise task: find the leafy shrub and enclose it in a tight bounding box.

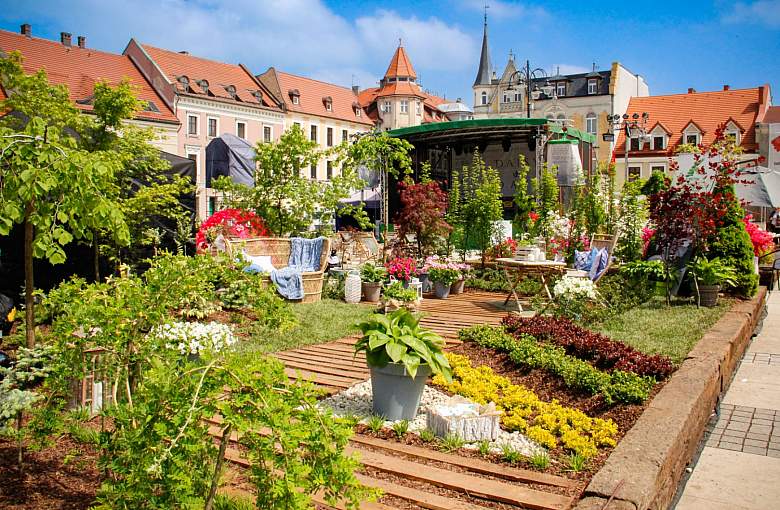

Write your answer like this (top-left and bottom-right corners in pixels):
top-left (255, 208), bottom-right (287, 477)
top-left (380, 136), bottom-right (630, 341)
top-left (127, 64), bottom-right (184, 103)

top-left (439, 433), bottom-right (465, 452)
top-left (459, 325), bottom-right (654, 404)
top-left (366, 415), bottom-right (385, 434)
top-left (392, 420), bottom-right (409, 437)
top-left (501, 443), bottom-right (522, 464)
top-left (419, 428), bottom-right (435, 442)
top-left (528, 451), bottom-right (551, 470)
top-left (433, 354), bottom-right (618, 458)
top-left (502, 315), bottom-right (674, 379)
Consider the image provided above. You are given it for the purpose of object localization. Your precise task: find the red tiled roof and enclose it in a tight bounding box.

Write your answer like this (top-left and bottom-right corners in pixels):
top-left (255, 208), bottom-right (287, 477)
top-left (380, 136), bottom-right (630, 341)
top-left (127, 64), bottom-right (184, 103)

top-left (763, 106), bottom-right (780, 124)
top-left (261, 68), bottom-right (373, 126)
top-left (384, 45), bottom-right (416, 79)
top-left (615, 86), bottom-right (771, 156)
top-left (141, 44), bottom-right (280, 111)
top-left (0, 29), bottom-right (178, 124)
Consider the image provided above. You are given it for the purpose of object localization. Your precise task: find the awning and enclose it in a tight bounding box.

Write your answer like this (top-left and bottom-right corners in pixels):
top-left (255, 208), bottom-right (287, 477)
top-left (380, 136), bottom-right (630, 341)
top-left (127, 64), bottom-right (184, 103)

top-left (736, 168), bottom-right (780, 208)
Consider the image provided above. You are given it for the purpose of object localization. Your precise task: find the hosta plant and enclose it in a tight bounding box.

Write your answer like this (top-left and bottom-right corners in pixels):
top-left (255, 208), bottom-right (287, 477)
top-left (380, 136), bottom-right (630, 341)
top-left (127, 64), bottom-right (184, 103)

top-left (355, 309), bottom-right (452, 381)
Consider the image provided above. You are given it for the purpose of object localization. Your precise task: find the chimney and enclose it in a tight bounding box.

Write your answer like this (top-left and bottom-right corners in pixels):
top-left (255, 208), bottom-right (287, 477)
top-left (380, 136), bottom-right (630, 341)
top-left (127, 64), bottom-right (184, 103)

top-left (352, 85), bottom-right (359, 95)
top-left (687, 87), bottom-right (696, 94)
top-left (20, 24), bottom-right (31, 37)
top-left (178, 50), bottom-right (189, 55)
top-left (723, 84), bottom-right (730, 91)
top-left (60, 32), bottom-right (72, 46)
top-left (77, 36), bottom-right (86, 48)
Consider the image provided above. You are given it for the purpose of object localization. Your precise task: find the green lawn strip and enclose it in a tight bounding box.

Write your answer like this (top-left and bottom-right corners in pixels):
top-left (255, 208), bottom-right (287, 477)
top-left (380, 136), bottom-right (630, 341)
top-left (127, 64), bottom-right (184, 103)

top-left (234, 299), bottom-right (375, 354)
top-left (591, 297), bottom-right (732, 365)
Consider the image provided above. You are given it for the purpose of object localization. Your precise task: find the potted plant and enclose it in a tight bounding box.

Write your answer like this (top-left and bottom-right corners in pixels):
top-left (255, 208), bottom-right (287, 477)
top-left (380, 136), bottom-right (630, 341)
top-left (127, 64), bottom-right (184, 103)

top-left (360, 263), bottom-right (385, 303)
top-left (450, 262), bottom-right (470, 295)
top-left (428, 266), bottom-right (459, 299)
top-left (355, 309), bottom-right (452, 420)
top-left (382, 281), bottom-right (420, 313)
top-left (384, 257), bottom-right (416, 287)
top-left (688, 256), bottom-right (738, 307)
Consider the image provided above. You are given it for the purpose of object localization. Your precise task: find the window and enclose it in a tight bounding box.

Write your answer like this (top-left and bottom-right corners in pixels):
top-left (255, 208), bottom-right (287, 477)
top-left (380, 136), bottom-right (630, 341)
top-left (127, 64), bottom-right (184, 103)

top-left (292, 95), bottom-right (299, 105)
top-left (481, 91), bottom-right (487, 105)
top-left (628, 166), bottom-right (641, 182)
top-left (651, 165), bottom-right (666, 175)
top-left (263, 126), bottom-right (272, 143)
top-left (686, 133), bottom-right (699, 145)
top-left (383, 101), bottom-right (392, 113)
top-left (400, 100), bottom-right (408, 113)
top-left (325, 101), bottom-right (332, 112)
top-left (310, 125), bottom-right (317, 143)
top-left (342, 129), bottom-right (348, 143)
top-left (310, 163), bottom-right (317, 180)
top-left (236, 121), bottom-right (246, 140)
top-left (653, 136), bottom-right (665, 150)
top-left (556, 82), bottom-right (566, 97)
top-left (355, 108), bottom-right (361, 117)
top-left (416, 100), bottom-right (421, 115)
top-left (726, 131), bottom-right (740, 144)
top-left (503, 93), bottom-right (510, 103)
top-left (294, 122), bottom-right (301, 128)
top-left (187, 114), bottom-right (198, 135)
top-left (630, 137), bottom-right (640, 151)
top-left (587, 79), bottom-right (598, 95)
top-left (514, 91), bottom-right (521, 102)
top-left (585, 113), bottom-right (597, 135)
top-left (326, 161), bottom-right (333, 180)
top-left (326, 127), bottom-right (333, 147)
top-left (207, 117), bottom-right (217, 138)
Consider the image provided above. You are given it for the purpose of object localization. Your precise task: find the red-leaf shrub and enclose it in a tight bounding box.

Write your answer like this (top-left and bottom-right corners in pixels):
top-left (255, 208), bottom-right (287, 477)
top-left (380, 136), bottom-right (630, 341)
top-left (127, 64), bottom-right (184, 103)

top-left (395, 180), bottom-right (452, 258)
top-left (196, 208), bottom-right (268, 253)
top-left (501, 315), bottom-right (674, 379)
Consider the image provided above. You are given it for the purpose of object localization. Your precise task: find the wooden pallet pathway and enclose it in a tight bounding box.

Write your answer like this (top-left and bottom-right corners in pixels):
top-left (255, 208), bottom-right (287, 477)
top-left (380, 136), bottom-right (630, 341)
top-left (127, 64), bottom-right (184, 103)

top-left (273, 291), bottom-right (517, 394)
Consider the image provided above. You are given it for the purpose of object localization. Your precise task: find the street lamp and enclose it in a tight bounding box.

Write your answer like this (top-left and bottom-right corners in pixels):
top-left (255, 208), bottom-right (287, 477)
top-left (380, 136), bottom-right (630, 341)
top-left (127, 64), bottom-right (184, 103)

top-left (507, 60), bottom-right (548, 118)
top-left (605, 112), bottom-right (649, 181)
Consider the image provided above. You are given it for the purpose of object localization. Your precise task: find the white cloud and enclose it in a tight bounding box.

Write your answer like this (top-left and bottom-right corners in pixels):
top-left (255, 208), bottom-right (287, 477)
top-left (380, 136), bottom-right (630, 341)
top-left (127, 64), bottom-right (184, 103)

top-left (722, 0), bottom-right (780, 28)
top-left (355, 10), bottom-right (477, 72)
top-left (458, 0), bottom-right (548, 20)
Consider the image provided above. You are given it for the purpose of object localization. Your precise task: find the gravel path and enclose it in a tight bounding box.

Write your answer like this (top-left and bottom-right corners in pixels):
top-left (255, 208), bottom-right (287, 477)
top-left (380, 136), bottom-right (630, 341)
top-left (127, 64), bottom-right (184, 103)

top-left (319, 380), bottom-right (544, 457)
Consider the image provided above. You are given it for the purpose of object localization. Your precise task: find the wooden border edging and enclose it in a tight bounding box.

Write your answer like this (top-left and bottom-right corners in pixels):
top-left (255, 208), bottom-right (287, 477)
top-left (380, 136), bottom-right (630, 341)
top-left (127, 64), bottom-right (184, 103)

top-left (575, 288), bottom-right (768, 510)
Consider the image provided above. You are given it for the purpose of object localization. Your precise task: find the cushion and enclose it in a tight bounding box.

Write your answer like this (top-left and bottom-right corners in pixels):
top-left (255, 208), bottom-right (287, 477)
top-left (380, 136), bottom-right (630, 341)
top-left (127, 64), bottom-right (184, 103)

top-left (591, 248), bottom-right (610, 280)
top-left (588, 249), bottom-right (604, 281)
top-left (243, 253), bottom-right (276, 274)
top-left (574, 250), bottom-right (592, 271)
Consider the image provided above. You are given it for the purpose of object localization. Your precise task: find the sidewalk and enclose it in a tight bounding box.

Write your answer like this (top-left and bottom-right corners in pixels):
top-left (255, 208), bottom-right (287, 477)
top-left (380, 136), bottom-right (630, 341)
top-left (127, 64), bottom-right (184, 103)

top-left (675, 291), bottom-right (780, 509)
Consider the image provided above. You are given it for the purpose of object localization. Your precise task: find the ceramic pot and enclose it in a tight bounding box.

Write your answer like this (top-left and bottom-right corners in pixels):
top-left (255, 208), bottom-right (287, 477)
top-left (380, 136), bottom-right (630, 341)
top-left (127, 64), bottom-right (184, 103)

top-left (370, 362), bottom-right (432, 421)
top-left (450, 278), bottom-right (465, 294)
top-left (433, 281), bottom-right (451, 299)
top-left (362, 282), bottom-right (382, 303)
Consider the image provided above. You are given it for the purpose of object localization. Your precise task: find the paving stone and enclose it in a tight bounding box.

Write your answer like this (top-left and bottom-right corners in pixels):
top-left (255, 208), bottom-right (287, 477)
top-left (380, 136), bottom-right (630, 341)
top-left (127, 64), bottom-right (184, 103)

top-left (730, 414), bottom-right (751, 423)
top-left (743, 445), bottom-right (769, 456)
top-left (733, 410), bottom-right (754, 417)
top-left (767, 449), bottom-right (780, 459)
top-left (752, 418), bottom-right (774, 426)
top-left (736, 405), bottom-right (755, 412)
top-left (718, 442), bottom-right (743, 451)
top-left (722, 429), bottom-right (745, 439)
top-left (747, 432), bottom-right (770, 441)
top-left (726, 421), bottom-right (750, 432)
top-left (750, 424), bottom-right (773, 435)
top-left (745, 438), bottom-right (769, 448)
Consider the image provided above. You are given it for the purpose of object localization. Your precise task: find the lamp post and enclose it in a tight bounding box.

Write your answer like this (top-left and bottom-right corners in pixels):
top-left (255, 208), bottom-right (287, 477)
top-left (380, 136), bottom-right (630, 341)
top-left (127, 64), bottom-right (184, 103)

top-left (507, 60), bottom-right (550, 118)
top-left (605, 112), bottom-right (650, 181)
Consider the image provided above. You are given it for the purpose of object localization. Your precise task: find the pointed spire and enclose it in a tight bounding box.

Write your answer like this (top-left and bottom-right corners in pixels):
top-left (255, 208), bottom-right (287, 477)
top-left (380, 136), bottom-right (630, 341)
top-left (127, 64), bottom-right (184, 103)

top-left (384, 44), bottom-right (417, 79)
top-left (473, 8), bottom-right (492, 86)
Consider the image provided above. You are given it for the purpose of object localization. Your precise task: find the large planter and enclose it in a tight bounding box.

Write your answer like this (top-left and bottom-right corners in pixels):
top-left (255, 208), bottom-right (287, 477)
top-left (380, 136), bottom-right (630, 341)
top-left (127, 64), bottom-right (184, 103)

top-left (418, 272), bottom-right (432, 293)
top-left (450, 278), bottom-right (465, 295)
top-left (433, 281), bottom-right (451, 299)
top-left (370, 362), bottom-right (432, 420)
top-left (697, 284), bottom-right (720, 307)
top-left (362, 282), bottom-right (382, 303)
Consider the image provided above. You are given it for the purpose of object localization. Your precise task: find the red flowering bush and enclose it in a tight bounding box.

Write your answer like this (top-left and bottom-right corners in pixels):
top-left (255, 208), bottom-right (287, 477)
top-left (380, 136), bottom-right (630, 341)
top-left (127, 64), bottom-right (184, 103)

top-left (385, 257), bottom-right (417, 281)
top-left (196, 208), bottom-right (268, 253)
top-left (395, 180), bottom-right (451, 258)
top-left (502, 315), bottom-right (674, 379)
top-left (485, 237), bottom-right (518, 260)
top-left (743, 215), bottom-right (774, 256)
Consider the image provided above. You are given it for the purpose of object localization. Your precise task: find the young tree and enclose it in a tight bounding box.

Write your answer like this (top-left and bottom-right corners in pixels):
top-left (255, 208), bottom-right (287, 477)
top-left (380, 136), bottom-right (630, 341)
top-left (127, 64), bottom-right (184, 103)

top-left (512, 154), bottom-right (534, 236)
top-left (531, 162), bottom-right (560, 238)
top-left (0, 53), bottom-right (129, 347)
top-left (395, 178), bottom-right (451, 258)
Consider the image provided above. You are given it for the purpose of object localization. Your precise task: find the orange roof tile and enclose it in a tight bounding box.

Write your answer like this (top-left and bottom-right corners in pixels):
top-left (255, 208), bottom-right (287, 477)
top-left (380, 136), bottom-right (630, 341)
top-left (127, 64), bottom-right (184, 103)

top-left (384, 45), bottom-right (416, 79)
top-left (140, 44), bottom-right (280, 111)
top-left (764, 106), bottom-right (780, 124)
top-left (0, 29), bottom-right (178, 124)
top-left (261, 68), bottom-right (373, 126)
top-left (615, 86), bottom-right (770, 156)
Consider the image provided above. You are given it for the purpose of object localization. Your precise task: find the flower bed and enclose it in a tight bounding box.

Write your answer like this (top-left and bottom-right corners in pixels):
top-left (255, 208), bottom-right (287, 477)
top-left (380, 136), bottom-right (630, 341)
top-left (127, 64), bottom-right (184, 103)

top-left (502, 315), bottom-right (674, 379)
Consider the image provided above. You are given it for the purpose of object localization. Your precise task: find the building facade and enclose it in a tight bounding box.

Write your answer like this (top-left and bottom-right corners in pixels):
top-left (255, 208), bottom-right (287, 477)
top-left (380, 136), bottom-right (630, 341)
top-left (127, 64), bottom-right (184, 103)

top-left (614, 85), bottom-right (772, 185)
top-left (256, 67), bottom-right (374, 181)
top-left (471, 18), bottom-right (648, 164)
top-left (124, 39), bottom-right (285, 219)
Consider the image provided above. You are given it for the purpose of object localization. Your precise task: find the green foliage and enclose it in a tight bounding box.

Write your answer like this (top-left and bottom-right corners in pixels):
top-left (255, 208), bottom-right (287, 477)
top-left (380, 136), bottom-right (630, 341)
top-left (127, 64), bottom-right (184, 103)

top-left (688, 257), bottom-right (738, 287)
top-left (323, 273), bottom-right (346, 300)
top-left (528, 451), bottom-right (551, 470)
top-left (477, 439), bottom-right (491, 456)
top-left (366, 415), bottom-right (385, 434)
top-left (567, 452), bottom-right (588, 472)
top-left (615, 179), bottom-right (648, 262)
top-left (355, 309), bottom-right (452, 381)
top-left (439, 433), bottom-right (465, 452)
top-left (619, 260), bottom-right (666, 282)
top-left (392, 419), bottom-right (409, 438)
top-left (0, 345), bottom-right (54, 434)
top-left (212, 494), bottom-right (256, 510)
top-left (531, 163), bottom-right (560, 236)
top-left (382, 281), bottom-right (418, 303)
top-left (501, 444), bottom-right (522, 464)
top-left (427, 267), bottom-right (460, 285)
top-left (706, 205), bottom-right (758, 297)
top-left (512, 154), bottom-right (534, 235)
top-left (641, 171), bottom-right (667, 196)
top-left (360, 263), bottom-right (386, 283)
top-left (418, 428), bottom-right (435, 442)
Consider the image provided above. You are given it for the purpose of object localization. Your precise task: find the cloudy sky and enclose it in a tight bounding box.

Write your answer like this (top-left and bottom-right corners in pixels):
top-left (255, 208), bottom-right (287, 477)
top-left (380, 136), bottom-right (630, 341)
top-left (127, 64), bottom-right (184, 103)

top-left (2, 0), bottom-right (779, 105)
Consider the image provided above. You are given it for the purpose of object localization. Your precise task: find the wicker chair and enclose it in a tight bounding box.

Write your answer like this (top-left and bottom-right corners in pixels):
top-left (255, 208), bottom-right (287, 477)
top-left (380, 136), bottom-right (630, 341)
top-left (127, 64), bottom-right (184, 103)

top-left (225, 237), bottom-right (330, 303)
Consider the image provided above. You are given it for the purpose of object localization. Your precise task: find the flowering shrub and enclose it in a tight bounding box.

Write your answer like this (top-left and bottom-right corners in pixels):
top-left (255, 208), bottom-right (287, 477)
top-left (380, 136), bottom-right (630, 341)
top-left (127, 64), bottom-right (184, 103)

top-left (543, 276), bottom-right (602, 322)
top-left (485, 238), bottom-right (518, 260)
top-left (151, 321), bottom-right (236, 355)
top-left (546, 212), bottom-right (573, 258)
top-left (385, 257), bottom-right (417, 281)
top-left (433, 354), bottom-right (618, 458)
top-left (195, 208), bottom-right (268, 253)
top-left (553, 277), bottom-right (598, 300)
top-left (502, 315), bottom-right (674, 379)
top-left (460, 325), bottom-right (655, 404)
top-left (641, 226), bottom-right (656, 257)
top-left (743, 215), bottom-right (774, 256)
top-left (427, 267), bottom-right (460, 285)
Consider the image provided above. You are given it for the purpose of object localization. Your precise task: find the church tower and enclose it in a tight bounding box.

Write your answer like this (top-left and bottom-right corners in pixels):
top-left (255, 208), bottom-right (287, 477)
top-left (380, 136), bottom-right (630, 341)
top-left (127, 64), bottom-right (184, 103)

top-left (472, 11), bottom-right (494, 118)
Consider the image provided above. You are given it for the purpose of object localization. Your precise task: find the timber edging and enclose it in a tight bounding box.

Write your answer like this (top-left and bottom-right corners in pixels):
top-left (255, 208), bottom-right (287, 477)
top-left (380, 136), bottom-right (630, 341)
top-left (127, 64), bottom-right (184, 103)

top-left (575, 287), bottom-right (768, 510)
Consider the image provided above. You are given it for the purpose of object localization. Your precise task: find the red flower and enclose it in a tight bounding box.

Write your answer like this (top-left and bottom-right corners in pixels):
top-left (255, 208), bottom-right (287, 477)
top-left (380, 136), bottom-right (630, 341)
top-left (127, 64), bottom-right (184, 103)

top-left (196, 208), bottom-right (268, 253)
top-left (529, 211), bottom-right (540, 222)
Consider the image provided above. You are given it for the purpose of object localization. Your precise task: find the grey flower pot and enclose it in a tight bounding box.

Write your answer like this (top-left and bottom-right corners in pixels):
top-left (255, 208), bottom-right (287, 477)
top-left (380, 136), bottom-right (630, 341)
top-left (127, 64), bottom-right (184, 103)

top-left (697, 284), bottom-right (720, 307)
top-left (370, 362), bottom-right (432, 421)
top-left (362, 282), bottom-right (382, 303)
top-left (433, 281), bottom-right (451, 299)
top-left (450, 279), bottom-right (465, 295)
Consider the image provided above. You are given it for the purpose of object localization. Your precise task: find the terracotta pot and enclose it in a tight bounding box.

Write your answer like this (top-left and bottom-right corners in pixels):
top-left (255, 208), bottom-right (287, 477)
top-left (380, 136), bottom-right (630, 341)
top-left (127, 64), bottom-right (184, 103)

top-left (697, 284), bottom-right (720, 307)
top-left (362, 282), bottom-right (382, 303)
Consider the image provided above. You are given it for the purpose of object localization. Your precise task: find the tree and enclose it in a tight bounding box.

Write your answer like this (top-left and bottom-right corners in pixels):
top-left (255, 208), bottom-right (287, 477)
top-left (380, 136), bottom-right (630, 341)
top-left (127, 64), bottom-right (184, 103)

top-left (512, 154), bottom-right (534, 236)
top-left (395, 178), bottom-right (451, 258)
top-left (531, 162), bottom-right (560, 238)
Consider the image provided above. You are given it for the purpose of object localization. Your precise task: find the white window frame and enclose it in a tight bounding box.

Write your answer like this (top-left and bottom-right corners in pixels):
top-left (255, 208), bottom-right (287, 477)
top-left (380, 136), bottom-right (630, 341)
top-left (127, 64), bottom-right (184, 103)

top-left (630, 136), bottom-right (641, 152)
top-left (383, 101), bottom-right (392, 113)
top-left (502, 92), bottom-right (510, 103)
top-left (207, 116), bottom-right (218, 138)
top-left (627, 166), bottom-right (641, 182)
top-left (587, 79), bottom-right (597, 95)
top-left (481, 91), bottom-right (487, 105)
top-left (263, 125), bottom-right (272, 143)
top-left (651, 164), bottom-right (667, 174)
top-left (355, 108), bottom-right (361, 117)
top-left (685, 132), bottom-right (700, 145)
top-left (236, 120), bottom-right (247, 140)
top-left (556, 82), bottom-right (566, 97)
top-left (653, 135), bottom-right (666, 150)
top-left (400, 100), bottom-right (409, 113)
top-left (310, 124), bottom-right (318, 143)
top-left (325, 101), bottom-right (332, 112)
top-left (416, 100), bottom-right (421, 115)
top-left (726, 130), bottom-right (740, 144)
top-left (585, 114), bottom-right (597, 135)
top-left (514, 91), bottom-right (521, 102)
top-left (342, 129), bottom-right (349, 143)
top-left (187, 114), bottom-right (199, 136)
top-left (292, 95), bottom-right (299, 105)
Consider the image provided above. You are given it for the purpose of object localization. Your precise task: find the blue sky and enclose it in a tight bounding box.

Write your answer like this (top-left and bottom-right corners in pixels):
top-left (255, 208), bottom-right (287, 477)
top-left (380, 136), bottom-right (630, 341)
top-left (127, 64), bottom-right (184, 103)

top-left (1, 0), bottom-right (778, 106)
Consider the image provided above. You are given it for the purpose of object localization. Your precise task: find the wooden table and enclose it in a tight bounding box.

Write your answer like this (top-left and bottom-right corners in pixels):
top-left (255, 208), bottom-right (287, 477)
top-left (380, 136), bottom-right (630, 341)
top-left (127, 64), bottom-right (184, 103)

top-left (495, 258), bottom-right (567, 311)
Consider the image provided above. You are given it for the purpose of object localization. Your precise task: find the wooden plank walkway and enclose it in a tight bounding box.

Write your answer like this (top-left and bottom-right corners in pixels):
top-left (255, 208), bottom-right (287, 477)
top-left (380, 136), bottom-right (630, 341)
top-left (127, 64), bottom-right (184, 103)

top-left (273, 291), bottom-right (518, 394)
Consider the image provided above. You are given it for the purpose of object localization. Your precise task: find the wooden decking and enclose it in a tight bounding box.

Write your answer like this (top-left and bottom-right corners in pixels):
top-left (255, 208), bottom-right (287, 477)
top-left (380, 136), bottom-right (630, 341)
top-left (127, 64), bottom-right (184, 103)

top-left (274, 291), bottom-right (519, 394)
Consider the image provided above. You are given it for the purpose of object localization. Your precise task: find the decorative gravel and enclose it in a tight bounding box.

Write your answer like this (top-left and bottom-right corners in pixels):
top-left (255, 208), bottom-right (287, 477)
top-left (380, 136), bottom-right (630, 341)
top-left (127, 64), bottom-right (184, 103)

top-left (318, 380), bottom-right (544, 457)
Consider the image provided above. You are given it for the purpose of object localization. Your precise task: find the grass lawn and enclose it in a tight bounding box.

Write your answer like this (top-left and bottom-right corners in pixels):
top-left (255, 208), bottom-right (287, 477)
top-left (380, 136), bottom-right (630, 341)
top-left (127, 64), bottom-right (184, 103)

top-left (593, 297), bottom-right (732, 365)
top-left (233, 299), bottom-right (375, 354)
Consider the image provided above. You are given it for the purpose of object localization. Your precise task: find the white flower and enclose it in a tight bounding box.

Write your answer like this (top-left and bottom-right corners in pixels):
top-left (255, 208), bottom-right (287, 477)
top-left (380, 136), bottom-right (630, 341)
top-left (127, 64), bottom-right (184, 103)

top-left (152, 321), bottom-right (236, 356)
top-left (553, 277), bottom-right (598, 300)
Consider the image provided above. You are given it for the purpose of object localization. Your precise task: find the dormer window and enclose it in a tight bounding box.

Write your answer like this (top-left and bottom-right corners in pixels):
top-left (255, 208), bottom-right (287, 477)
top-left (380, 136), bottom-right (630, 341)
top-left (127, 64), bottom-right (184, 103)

top-left (323, 96), bottom-right (333, 111)
top-left (176, 75), bottom-right (190, 92)
top-left (289, 89), bottom-right (300, 105)
top-left (724, 119), bottom-right (743, 145)
top-left (225, 85), bottom-right (237, 100)
top-left (683, 121), bottom-right (702, 146)
top-left (653, 135), bottom-right (666, 150)
top-left (195, 79), bottom-right (209, 95)
top-left (252, 90), bottom-right (263, 103)
top-left (556, 82), bottom-right (566, 97)
top-left (353, 102), bottom-right (361, 117)
top-left (355, 108), bottom-right (361, 117)
top-left (630, 137), bottom-right (640, 152)
top-left (587, 79), bottom-right (597, 95)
